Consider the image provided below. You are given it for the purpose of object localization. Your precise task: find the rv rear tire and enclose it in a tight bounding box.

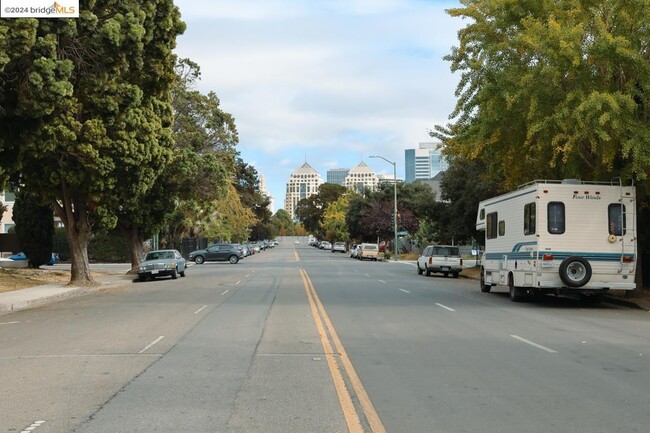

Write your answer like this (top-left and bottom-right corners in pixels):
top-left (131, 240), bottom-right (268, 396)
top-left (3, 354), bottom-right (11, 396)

top-left (559, 256), bottom-right (592, 288)
top-left (480, 271), bottom-right (491, 293)
top-left (509, 275), bottom-right (525, 302)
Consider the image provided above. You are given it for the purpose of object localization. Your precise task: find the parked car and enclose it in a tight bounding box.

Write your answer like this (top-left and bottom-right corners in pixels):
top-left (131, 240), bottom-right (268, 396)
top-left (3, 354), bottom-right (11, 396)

top-left (416, 245), bottom-right (463, 278)
top-left (332, 242), bottom-right (346, 253)
top-left (320, 241), bottom-right (332, 250)
top-left (8, 252), bottom-right (27, 261)
top-left (189, 243), bottom-right (244, 264)
top-left (8, 252), bottom-right (60, 265)
top-left (138, 249), bottom-right (187, 281)
top-left (357, 243), bottom-right (379, 261)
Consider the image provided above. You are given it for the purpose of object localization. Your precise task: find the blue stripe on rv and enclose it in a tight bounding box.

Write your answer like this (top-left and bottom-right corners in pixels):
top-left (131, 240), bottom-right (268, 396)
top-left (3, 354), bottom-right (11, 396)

top-left (484, 251), bottom-right (635, 261)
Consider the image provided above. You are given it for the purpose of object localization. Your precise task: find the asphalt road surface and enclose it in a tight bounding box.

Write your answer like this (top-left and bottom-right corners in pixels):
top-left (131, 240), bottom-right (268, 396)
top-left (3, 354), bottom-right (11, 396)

top-left (1, 237), bottom-right (649, 433)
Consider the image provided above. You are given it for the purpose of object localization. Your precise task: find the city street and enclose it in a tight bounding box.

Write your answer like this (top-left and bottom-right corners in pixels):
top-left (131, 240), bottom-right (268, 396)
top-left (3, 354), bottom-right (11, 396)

top-left (1, 238), bottom-right (649, 433)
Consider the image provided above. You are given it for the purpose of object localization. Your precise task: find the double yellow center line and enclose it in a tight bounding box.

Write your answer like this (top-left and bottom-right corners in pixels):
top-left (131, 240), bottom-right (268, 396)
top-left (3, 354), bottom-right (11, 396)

top-left (300, 269), bottom-right (387, 433)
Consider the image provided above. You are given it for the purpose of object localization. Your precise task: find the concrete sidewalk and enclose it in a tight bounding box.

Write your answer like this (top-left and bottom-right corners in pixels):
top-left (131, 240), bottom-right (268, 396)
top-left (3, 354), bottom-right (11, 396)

top-left (0, 273), bottom-right (133, 314)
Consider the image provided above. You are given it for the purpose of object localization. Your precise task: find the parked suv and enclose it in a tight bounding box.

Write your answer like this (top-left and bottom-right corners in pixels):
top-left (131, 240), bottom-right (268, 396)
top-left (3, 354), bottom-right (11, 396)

top-left (189, 243), bottom-right (244, 264)
top-left (417, 245), bottom-right (463, 278)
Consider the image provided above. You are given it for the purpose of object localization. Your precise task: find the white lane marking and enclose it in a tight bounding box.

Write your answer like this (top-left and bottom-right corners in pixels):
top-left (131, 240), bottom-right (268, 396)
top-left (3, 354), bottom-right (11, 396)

top-left (235, 280), bottom-right (241, 286)
top-left (0, 354), bottom-right (159, 360)
top-left (221, 290), bottom-right (230, 296)
top-left (194, 305), bottom-right (207, 314)
top-left (139, 336), bottom-right (165, 354)
top-left (364, 274), bottom-right (370, 278)
top-left (378, 280), bottom-right (387, 284)
top-left (0, 321), bottom-right (20, 326)
top-left (399, 289), bottom-right (411, 294)
top-left (511, 335), bottom-right (558, 353)
top-left (21, 420), bottom-right (46, 433)
top-left (435, 303), bottom-right (456, 312)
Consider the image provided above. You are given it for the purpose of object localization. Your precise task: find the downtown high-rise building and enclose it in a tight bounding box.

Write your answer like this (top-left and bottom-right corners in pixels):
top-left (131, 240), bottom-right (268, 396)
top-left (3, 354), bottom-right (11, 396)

top-left (284, 162), bottom-right (324, 220)
top-left (342, 161), bottom-right (379, 193)
top-left (404, 142), bottom-right (448, 183)
top-left (326, 168), bottom-right (350, 185)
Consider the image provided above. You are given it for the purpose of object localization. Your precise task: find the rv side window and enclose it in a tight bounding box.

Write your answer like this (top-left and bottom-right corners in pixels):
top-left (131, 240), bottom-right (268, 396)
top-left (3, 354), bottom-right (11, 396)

top-left (547, 202), bottom-right (565, 234)
top-left (524, 202), bottom-right (536, 235)
top-left (608, 204), bottom-right (626, 236)
top-left (479, 209), bottom-right (485, 220)
top-left (486, 212), bottom-right (498, 239)
top-left (498, 220), bottom-right (505, 236)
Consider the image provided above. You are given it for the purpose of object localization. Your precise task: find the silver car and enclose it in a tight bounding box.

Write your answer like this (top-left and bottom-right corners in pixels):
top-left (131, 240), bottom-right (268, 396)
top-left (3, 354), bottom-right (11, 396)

top-left (138, 249), bottom-right (187, 281)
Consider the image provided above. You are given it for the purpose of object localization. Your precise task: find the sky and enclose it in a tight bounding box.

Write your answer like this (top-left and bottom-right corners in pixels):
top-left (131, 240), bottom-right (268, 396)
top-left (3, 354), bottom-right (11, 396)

top-left (173, 0), bottom-right (463, 212)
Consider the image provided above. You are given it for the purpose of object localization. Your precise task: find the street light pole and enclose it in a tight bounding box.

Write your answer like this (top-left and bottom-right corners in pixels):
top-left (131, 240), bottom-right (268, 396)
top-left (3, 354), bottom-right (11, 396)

top-left (370, 155), bottom-right (398, 261)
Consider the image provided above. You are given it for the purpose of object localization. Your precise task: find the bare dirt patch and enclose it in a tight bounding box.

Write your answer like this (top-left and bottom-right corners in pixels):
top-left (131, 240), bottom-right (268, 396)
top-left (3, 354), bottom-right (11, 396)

top-left (0, 268), bottom-right (71, 293)
top-left (0, 267), bottom-right (131, 293)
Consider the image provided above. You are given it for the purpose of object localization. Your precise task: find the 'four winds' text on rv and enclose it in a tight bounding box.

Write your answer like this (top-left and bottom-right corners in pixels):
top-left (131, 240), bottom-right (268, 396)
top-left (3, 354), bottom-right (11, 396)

top-left (573, 194), bottom-right (602, 200)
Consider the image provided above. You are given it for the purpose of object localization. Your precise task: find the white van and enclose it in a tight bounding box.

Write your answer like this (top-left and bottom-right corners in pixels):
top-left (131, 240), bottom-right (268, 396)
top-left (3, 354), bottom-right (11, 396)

top-left (476, 179), bottom-right (636, 301)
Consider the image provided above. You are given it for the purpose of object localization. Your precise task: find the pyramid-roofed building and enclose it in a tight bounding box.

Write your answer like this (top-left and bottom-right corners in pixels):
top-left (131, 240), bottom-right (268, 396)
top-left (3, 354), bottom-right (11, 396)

top-left (343, 161), bottom-right (379, 193)
top-left (284, 162), bottom-right (324, 220)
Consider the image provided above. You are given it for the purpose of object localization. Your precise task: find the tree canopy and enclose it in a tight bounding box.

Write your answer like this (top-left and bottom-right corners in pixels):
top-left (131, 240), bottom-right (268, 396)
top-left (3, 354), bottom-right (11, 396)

top-left (0, 1), bottom-right (185, 284)
top-left (434, 0), bottom-right (650, 188)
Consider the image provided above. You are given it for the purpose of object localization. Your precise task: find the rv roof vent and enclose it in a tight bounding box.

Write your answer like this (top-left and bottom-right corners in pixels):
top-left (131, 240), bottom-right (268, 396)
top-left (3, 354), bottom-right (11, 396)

top-left (561, 179), bottom-right (582, 185)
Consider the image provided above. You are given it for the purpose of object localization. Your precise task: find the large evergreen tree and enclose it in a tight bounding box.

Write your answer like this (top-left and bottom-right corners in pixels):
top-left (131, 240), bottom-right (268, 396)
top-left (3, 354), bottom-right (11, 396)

top-left (0, 1), bottom-right (185, 285)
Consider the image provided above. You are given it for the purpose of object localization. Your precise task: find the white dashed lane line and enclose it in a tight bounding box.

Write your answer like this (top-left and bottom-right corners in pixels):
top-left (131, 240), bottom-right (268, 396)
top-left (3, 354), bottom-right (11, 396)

top-left (21, 420), bottom-right (46, 433)
top-left (139, 336), bottom-right (165, 354)
top-left (511, 335), bottom-right (558, 353)
top-left (435, 303), bottom-right (456, 312)
top-left (399, 289), bottom-right (411, 294)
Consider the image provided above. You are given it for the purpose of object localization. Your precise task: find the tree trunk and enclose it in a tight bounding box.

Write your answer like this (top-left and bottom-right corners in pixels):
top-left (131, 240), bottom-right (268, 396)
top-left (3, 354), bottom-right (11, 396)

top-left (53, 186), bottom-right (96, 286)
top-left (68, 225), bottom-right (94, 285)
top-left (122, 225), bottom-right (144, 275)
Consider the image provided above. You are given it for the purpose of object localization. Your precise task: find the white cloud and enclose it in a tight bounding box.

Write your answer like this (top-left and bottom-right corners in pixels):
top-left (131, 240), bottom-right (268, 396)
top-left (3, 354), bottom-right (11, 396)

top-left (173, 0), bottom-right (464, 211)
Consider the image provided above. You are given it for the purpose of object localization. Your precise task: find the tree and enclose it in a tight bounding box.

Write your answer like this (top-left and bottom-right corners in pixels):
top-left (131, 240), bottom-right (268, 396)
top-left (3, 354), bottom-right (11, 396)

top-left (346, 193), bottom-right (370, 242)
top-left (322, 195), bottom-right (350, 242)
top-left (361, 200), bottom-right (393, 243)
top-left (235, 157), bottom-right (272, 240)
top-left (0, 2), bottom-right (185, 285)
top-left (296, 183), bottom-right (348, 236)
top-left (118, 57), bottom-right (237, 271)
top-left (435, 0), bottom-right (650, 188)
top-left (201, 183), bottom-right (256, 242)
top-left (12, 190), bottom-right (54, 268)
top-left (435, 0), bottom-right (650, 287)
top-left (436, 157), bottom-right (500, 245)
top-left (270, 209), bottom-right (295, 236)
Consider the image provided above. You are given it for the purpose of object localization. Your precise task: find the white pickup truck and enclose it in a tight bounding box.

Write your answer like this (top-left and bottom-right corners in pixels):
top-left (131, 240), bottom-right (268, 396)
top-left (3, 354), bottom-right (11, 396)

top-left (416, 245), bottom-right (463, 278)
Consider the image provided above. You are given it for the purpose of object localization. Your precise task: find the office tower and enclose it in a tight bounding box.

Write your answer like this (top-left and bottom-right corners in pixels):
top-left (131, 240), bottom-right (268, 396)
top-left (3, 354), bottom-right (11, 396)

top-left (343, 161), bottom-right (379, 193)
top-left (327, 168), bottom-right (350, 185)
top-left (284, 162), bottom-right (324, 220)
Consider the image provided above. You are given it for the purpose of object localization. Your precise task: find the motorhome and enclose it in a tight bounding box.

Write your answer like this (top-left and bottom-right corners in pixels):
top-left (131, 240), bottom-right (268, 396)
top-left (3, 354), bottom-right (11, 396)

top-left (476, 179), bottom-right (636, 301)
